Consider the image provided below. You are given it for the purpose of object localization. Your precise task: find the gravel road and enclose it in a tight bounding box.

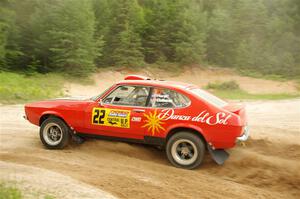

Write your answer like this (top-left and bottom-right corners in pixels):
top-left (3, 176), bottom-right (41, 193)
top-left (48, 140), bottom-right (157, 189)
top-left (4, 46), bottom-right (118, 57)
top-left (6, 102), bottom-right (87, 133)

top-left (0, 99), bottom-right (300, 199)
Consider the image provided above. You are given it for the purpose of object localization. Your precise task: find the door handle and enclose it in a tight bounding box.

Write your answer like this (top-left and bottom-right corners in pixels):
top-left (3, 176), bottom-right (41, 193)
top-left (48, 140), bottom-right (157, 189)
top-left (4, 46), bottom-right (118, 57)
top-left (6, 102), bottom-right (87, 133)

top-left (133, 109), bottom-right (145, 113)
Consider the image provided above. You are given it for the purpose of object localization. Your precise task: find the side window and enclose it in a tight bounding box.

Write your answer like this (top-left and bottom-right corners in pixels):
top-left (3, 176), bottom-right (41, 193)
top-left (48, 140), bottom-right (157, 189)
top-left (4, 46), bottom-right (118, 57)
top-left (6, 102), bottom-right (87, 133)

top-left (103, 85), bottom-right (150, 107)
top-left (149, 88), bottom-right (190, 108)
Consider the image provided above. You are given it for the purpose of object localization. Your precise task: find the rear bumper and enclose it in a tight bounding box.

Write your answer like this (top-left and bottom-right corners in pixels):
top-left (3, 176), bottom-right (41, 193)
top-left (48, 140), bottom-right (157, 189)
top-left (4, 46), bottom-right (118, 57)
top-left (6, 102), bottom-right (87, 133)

top-left (236, 126), bottom-right (250, 142)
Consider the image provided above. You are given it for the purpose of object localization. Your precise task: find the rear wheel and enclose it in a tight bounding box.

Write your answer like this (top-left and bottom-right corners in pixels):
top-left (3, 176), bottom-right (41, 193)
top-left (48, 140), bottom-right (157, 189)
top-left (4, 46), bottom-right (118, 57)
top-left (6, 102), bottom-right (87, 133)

top-left (40, 117), bottom-right (70, 149)
top-left (166, 132), bottom-right (205, 169)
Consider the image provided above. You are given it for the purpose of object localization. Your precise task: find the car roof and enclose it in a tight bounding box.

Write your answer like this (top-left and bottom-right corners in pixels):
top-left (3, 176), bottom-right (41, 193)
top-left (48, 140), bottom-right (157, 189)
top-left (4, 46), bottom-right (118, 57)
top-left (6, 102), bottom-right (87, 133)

top-left (116, 79), bottom-right (197, 90)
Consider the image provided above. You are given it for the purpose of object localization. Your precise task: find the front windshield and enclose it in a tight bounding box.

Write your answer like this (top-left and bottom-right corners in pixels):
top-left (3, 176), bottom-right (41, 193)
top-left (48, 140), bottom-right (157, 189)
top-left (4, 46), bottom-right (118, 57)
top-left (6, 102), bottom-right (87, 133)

top-left (189, 88), bottom-right (227, 107)
top-left (90, 86), bottom-right (113, 101)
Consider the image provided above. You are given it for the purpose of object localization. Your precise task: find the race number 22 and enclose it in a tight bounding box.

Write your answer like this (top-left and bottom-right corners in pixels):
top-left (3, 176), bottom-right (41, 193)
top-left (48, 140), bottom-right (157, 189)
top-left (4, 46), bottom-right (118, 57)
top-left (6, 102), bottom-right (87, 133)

top-left (92, 109), bottom-right (106, 124)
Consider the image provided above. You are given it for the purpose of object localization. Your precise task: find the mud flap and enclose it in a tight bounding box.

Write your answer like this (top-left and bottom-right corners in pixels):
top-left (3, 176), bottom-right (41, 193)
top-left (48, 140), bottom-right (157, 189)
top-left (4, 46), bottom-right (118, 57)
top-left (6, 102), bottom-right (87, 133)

top-left (207, 145), bottom-right (229, 165)
top-left (72, 134), bottom-right (85, 144)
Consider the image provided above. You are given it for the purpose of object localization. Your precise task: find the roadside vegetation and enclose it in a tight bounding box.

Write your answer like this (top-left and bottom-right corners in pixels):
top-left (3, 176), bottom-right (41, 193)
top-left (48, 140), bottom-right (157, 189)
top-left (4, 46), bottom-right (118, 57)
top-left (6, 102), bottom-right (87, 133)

top-left (0, 182), bottom-right (55, 199)
top-left (0, 183), bottom-right (22, 199)
top-left (0, 72), bottom-right (65, 104)
top-left (0, 70), bottom-right (298, 104)
top-left (0, 0), bottom-right (299, 103)
top-left (1, 0), bottom-right (299, 78)
top-left (206, 81), bottom-right (300, 100)
top-left (0, 71), bottom-right (96, 104)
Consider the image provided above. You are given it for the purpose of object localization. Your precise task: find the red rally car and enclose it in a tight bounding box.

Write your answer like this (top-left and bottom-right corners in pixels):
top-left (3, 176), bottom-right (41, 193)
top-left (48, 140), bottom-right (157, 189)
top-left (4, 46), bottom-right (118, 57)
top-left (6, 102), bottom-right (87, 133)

top-left (24, 75), bottom-right (249, 169)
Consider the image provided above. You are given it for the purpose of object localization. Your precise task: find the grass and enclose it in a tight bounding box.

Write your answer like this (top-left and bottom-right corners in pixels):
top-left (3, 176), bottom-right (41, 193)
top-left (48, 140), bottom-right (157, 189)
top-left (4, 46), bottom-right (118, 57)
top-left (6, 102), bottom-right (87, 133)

top-left (236, 68), bottom-right (300, 81)
top-left (0, 183), bottom-right (22, 199)
top-left (0, 182), bottom-right (56, 199)
top-left (43, 195), bottom-right (55, 199)
top-left (206, 80), bottom-right (240, 90)
top-left (0, 72), bottom-right (66, 104)
top-left (210, 89), bottom-right (300, 100)
top-left (205, 80), bottom-right (300, 100)
top-left (0, 71), bottom-right (94, 104)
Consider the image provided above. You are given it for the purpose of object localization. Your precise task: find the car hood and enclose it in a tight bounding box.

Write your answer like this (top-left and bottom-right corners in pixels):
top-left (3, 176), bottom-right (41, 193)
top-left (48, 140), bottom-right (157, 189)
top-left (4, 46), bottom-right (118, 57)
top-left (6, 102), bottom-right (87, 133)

top-left (50, 96), bottom-right (90, 101)
top-left (25, 96), bottom-right (93, 108)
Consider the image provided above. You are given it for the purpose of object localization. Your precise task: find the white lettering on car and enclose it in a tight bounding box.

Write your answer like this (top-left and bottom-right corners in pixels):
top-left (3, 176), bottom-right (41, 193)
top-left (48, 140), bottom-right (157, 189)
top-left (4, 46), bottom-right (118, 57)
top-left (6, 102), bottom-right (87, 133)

top-left (131, 117), bottom-right (142, 122)
top-left (157, 109), bottom-right (231, 125)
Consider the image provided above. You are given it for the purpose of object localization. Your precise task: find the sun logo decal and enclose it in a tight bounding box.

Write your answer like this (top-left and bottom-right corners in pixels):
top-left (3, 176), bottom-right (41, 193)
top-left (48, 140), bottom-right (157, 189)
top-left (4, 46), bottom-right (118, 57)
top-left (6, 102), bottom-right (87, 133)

top-left (142, 110), bottom-right (165, 136)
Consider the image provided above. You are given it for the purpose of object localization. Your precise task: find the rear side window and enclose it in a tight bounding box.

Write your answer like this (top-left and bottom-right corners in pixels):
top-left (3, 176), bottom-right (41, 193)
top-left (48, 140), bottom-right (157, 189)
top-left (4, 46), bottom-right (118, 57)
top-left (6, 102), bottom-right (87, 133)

top-left (189, 88), bottom-right (227, 107)
top-left (149, 88), bottom-right (190, 108)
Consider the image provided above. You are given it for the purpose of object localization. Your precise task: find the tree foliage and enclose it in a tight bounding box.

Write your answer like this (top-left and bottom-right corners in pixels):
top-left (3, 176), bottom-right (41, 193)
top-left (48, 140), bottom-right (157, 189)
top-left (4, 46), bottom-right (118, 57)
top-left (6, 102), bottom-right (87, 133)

top-left (0, 0), bottom-right (299, 77)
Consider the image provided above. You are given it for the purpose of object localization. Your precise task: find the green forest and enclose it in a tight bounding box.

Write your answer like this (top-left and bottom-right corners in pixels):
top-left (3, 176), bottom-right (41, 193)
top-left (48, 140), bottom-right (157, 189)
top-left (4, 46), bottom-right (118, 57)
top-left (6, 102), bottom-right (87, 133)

top-left (1, 0), bottom-right (299, 77)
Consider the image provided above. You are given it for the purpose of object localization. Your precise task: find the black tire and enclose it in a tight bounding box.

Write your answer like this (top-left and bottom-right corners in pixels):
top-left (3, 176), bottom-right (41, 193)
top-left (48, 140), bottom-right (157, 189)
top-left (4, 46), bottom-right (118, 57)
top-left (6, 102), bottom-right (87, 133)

top-left (39, 117), bottom-right (71, 149)
top-left (166, 132), bottom-right (205, 169)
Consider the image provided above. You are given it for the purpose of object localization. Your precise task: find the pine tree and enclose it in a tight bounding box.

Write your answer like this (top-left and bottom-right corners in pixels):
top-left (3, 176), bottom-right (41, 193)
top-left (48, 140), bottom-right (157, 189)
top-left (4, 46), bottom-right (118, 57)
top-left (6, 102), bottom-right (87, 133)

top-left (0, 0), bottom-right (299, 77)
top-left (30, 0), bottom-right (102, 75)
top-left (0, 1), bottom-right (12, 68)
top-left (0, 0), bottom-right (22, 69)
top-left (101, 0), bottom-right (145, 67)
top-left (172, 0), bottom-right (207, 64)
top-left (142, 0), bottom-right (169, 63)
top-left (206, 7), bottom-right (234, 66)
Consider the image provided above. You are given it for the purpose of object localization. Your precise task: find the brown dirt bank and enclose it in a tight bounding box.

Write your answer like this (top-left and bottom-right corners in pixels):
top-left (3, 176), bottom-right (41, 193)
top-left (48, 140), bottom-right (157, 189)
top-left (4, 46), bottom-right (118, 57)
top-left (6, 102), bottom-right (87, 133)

top-left (64, 67), bottom-right (299, 97)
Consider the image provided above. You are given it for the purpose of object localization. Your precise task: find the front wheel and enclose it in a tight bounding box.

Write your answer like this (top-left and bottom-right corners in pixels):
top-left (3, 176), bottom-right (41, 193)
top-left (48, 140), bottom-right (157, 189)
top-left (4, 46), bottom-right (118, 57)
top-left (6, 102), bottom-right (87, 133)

top-left (40, 117), bottom-right (70, 149)
top-left (166, 132), bottom-right (205, 169)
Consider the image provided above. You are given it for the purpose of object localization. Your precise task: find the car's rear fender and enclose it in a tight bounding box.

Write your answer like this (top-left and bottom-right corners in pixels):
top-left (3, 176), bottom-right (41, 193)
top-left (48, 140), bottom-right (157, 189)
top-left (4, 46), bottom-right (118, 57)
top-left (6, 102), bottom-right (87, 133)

top-left (165, 123), bottom-right (208, 144)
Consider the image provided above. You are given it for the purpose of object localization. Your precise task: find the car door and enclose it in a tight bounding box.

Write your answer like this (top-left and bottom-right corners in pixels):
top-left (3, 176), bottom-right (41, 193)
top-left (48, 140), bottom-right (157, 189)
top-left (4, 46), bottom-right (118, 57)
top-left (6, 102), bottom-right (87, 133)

top-left (144, 87), bottom-right (192, 138)
top-left (84, 85), bottom-right (152, 140)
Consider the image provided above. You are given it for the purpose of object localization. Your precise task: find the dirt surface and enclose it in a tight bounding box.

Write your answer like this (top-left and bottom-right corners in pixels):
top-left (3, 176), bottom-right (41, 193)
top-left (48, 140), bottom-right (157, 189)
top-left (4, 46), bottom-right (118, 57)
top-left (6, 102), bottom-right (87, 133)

top-left (0, 162), bottom-right (117, 199)
top-left (1, 99), bottom-right (300, 198)
top-left (1, 69), bottom-right (300, 198)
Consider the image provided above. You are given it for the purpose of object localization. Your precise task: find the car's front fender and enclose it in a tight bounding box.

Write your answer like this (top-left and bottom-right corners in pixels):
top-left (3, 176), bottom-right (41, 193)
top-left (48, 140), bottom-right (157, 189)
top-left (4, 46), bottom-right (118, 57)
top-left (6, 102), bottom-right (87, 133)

top-left (39, 110), bottom-right (67, 126)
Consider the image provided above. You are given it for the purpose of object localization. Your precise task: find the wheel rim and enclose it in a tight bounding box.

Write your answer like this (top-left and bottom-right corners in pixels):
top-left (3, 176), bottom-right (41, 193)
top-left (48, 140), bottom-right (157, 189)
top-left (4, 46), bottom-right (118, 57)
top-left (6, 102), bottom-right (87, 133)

top-left (171, 139), bottom-right (198, 166)
top-left (43, 122), bottom-right (63, 146)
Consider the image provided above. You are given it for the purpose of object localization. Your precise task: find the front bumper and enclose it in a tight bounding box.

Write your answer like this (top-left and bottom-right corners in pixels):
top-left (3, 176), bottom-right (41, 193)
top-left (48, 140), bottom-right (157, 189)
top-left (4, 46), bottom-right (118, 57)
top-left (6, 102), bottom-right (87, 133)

top-left (236, 126), bottom-right (250, 142)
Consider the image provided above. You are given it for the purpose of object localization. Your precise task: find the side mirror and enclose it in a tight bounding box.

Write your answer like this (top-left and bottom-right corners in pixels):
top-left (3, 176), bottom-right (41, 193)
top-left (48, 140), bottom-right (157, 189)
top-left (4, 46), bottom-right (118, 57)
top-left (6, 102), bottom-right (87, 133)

top-left (98, 99), bottom-right (104, 106)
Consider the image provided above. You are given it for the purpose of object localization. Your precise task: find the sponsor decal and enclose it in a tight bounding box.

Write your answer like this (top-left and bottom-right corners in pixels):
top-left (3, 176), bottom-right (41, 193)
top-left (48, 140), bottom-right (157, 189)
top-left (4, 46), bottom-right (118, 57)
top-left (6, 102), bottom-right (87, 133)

top-left (142, 108), bottom-right (231, 136)
top-left (151, 94), bottom-right (173, 103)
top-left (142, 110), bottom-right (165, 136)
top-left (157, 109), bottom-right (231, 125)
top-left (131, 117), bottom-right (142, 122)
top-left (153, 94), bottom-right (169, 98)
top-left (92, 108), bottom-right (130, 128)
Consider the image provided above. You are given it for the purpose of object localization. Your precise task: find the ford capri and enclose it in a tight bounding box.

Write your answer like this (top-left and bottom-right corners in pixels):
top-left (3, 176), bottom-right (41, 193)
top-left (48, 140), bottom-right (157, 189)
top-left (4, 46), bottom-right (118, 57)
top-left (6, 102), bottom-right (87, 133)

top-left (24, 75), bottom-right (249, 169)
